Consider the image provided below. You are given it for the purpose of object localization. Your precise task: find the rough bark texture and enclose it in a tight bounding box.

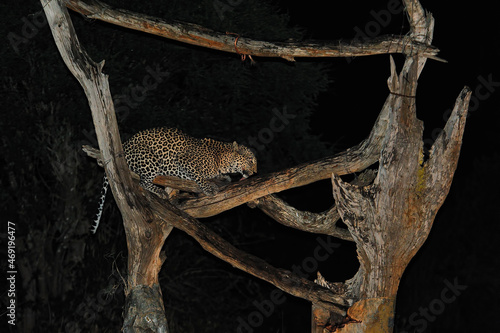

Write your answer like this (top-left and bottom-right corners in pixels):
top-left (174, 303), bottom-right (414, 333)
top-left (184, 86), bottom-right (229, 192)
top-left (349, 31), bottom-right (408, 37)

top-left (176, 96), bottom-right (394, 217)
top-left (123, 285), bottom-right (168, 333)
top-left (65, 0), bottom-right (443, 62)
top-left (320, 2), bottom-right (470, 331)
top-left (42, 1), bottom-right (171, 332)
top-left (330, 70), bottom-right (469, 333)
top-left (248, 170), bottom-right (377, 242)
top-left (47, 0), bottom-right (469, 331)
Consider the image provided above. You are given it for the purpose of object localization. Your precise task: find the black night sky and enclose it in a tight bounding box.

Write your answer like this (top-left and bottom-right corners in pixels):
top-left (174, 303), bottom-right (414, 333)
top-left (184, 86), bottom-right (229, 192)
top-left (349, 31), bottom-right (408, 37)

top-left (2, 0), bottom-right (499, 332)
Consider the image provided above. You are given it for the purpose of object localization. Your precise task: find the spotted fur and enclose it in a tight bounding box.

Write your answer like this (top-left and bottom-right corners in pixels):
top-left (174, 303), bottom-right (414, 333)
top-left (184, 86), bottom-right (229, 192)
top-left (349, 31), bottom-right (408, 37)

top-left (123, 127), bottom-right (257, 196)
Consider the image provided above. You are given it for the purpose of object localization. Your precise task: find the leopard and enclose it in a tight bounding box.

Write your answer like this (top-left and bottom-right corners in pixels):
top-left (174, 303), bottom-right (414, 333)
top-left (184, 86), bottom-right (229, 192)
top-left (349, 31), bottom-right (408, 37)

top-left (123, 127), bottom-right (257, 197)
top-left (90, 127), bottom-right (257, 233)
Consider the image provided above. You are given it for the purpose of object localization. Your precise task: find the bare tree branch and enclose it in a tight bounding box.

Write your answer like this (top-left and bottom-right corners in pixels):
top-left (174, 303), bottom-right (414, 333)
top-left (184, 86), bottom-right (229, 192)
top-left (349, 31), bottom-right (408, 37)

top-left (84, 92), bottom-right (393, 219)
top-left (249, 195), bottom-right (349, 240)
top-left (423, 87), bottom-right (471, 222)
top-left (84, 113), bottom-right (389, 220)
top-left (145, 192), bottom-right (351, 315)
top-left (82, 145), bottom-right (370, 242)
top-left (42, 0), bottom-right (171, 331)
top-left (47, 0), bottom-right (467, 331)
top-left (83, 143), bottom-right (353, 313)
top-left (177, 88), bottom-right (394, 217)
top-left (319, 2), bottom-right (469, 330)
top-left (65, 0), bottom-right (443, 62)
top-left (248, 170), bottom-right (377, 241)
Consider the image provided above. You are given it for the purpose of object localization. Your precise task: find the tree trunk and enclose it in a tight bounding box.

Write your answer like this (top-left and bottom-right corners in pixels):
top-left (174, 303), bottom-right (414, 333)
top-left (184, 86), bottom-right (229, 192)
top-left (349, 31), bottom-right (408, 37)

top-left (323, 28), bottom-right (469, 333)
top-left (328, 64), bottom-right (470, 333)
top-left (43, 0), bottom-right (469, 331)
top-left (41, 0), bottom-right (172, 331)
top-left (310, 2), bottom-right (470, 331)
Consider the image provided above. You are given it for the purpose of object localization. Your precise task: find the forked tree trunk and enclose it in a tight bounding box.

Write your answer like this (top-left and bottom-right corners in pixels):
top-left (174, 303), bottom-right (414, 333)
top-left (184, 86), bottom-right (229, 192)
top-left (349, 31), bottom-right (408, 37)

top-left (310, 5), bottom-right (470, 331)
top-left (325, 62), bottom-right (469, 332)
top-left (42, 0), bottom-right (469, 332)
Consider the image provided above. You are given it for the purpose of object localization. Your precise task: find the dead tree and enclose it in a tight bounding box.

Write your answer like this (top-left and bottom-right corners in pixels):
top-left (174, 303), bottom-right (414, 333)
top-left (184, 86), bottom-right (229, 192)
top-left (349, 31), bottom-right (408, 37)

top-left (42, 0), bottom-right (469, 331)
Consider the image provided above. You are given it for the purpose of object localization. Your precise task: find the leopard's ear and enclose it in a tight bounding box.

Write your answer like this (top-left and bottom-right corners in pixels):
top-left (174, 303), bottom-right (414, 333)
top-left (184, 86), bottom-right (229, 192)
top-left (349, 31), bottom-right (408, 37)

top-left (233, 141), bottom-right (238, 150)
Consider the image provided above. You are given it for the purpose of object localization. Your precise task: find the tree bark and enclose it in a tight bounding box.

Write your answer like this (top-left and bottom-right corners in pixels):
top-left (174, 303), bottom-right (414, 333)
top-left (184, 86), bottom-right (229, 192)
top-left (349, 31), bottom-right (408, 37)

top-left (248, 170), bottom-right (377, 241)
top-left (65, 0), bottom-right (443, 62)
top-left (147, 194), bottom-right (350, 315)
top-left (315, 1), bottom-right (470, 331)
top-left (42, 1), bottom-right (171, 331)
top-left (47, 0), bottom-right (469, 331)
top-left (329, 68), bottom-right (470, 333)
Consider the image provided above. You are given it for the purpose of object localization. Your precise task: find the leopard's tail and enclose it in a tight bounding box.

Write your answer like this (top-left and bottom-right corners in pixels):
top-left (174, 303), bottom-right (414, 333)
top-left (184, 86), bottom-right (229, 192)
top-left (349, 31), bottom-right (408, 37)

top-left (91, 175), bottom-right (109, 234)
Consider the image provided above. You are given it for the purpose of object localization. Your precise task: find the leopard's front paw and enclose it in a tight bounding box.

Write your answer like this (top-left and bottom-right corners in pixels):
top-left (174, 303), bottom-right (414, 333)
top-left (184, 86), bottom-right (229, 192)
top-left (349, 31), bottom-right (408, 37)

top-left (199, 181), bottom-right (219, 196)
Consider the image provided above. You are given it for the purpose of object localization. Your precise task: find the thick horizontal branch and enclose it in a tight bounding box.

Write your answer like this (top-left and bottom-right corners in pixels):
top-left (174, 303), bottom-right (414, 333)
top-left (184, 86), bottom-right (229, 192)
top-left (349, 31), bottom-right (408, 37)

top-left (84, 143), bottom-right (356, 241)
top-left (65, 0), bottom-right (443, 62)
top-left (84, 63), bottom-right (394, 220)
top-left (178, 92), bottom-right (394, 217)
top-left (84, 143), bottom-right (351, 311)
top-left (177, 154), bottom-right (371, 217)
top-left (248, 170), bottom-right (377, 241)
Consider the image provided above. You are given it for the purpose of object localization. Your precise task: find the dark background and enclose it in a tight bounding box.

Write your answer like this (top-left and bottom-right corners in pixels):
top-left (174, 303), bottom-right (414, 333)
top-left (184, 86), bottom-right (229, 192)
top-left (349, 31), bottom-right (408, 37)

top-left (1, 0), bottom-right (499, 332)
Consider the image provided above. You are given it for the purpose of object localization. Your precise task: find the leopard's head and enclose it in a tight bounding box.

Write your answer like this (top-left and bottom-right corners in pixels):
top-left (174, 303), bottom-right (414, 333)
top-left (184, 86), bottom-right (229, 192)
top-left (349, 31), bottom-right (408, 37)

top-left (229, 142), bottom-right (257, 179)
